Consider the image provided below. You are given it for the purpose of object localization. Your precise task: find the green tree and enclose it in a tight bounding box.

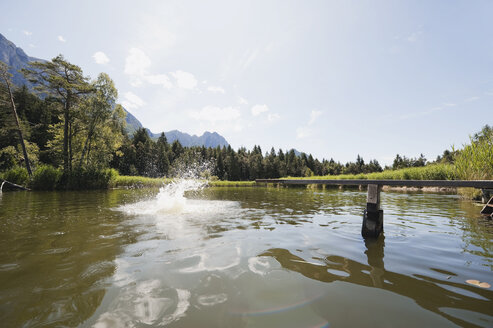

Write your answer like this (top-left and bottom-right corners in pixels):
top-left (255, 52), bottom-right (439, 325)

top-left (23, 55), bottom-right (92, 173)
top-left (132, 128), bottom-right (155, 176)
top-left (78, 73), bottom-right (119, 168)
top-left (0, 61), bottom-right (32, 175)
top-left (156, 133), bottom-right (170, 176)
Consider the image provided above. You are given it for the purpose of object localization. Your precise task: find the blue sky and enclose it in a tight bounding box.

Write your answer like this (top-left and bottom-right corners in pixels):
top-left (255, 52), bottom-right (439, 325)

top-left (1, 0), bottom-right (492, 165)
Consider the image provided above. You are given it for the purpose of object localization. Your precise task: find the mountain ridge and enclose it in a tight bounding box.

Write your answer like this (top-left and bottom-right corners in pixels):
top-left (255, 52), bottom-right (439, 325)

top-left (0, 32), bottom-right (229, 148)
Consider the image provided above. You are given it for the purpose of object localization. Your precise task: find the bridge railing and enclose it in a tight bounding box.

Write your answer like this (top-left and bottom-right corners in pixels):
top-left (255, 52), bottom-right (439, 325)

top-left (255, 179), bottom-right (493, 189)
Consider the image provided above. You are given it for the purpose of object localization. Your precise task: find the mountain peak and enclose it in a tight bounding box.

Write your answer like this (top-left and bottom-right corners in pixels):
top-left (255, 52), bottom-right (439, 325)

top-left (0, 33), bottom-right (230, 149)
top-left (146, 127), bottom-right (229, 148)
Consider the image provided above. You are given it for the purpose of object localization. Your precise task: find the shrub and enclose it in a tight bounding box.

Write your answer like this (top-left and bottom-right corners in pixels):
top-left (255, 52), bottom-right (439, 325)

top-left (0, 146), bottom-right (17, 171)
top-left (1, 166), bottom-right (29, 187)
top-left (30, 165), bottom-right (62, 190)
top-left (62, 167), bottom-right (120, 190)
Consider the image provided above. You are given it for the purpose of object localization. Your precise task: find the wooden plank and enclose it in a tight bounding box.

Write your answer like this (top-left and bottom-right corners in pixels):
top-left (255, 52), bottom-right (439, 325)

top-left (481, 196), bottom-right (493, 215)
top-left (255, 179), bottom-right (493, 189)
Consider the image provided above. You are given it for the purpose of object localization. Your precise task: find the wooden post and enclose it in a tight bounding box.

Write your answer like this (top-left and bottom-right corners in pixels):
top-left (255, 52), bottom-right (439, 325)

top-left (481, 189), bottom-right (493, 204)
top-left (362, 184), bottom-right (383, 238)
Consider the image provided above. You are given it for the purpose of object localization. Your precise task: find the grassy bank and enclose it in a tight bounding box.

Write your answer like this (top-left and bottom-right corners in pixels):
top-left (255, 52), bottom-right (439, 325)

top-left (112, 175), bottom-right (171, 188)
top-left (284, 164), bottom-right (456, 181)
top-left (113, 175), bottom-right (256, 188)
top-left (0, 163), bottom-right (488, 201)
top-left (0, 166), bottom-right (258, 190)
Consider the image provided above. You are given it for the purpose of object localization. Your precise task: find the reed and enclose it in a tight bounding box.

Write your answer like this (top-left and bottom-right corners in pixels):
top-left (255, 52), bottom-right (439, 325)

top-left (454, 136), bottom-right (493, 180)
top-left (454, 133), bottom-right (493, 200)
top-left (286, 164), bottom-right (456, 181)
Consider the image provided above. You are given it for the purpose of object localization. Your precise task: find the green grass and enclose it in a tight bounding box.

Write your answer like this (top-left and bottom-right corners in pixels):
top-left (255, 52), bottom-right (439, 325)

top-left (112, 175), bottom-right (171, 188)
top-left (284, 164), bottom-right (456, 181)
top-left (208, 180), bottom-right (256, 187)
top-left (112, 175), bottom-right (257, 188)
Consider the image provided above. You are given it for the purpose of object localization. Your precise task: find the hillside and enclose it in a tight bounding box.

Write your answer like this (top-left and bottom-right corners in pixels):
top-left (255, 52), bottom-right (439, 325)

top-left (0, 32), bottom-right (229, 148)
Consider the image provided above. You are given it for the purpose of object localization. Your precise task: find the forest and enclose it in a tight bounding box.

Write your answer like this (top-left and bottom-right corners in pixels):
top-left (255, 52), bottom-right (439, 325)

top-left (0, 55), bottom-right (491, 190)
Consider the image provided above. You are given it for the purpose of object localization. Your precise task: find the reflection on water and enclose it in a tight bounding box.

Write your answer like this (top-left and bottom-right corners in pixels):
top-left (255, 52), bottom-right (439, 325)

top-left (0, 186), bottom-right (492, 327)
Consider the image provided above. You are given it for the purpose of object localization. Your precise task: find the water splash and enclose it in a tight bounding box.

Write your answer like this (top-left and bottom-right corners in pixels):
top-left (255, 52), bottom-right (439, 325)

top-left (120, 159), bottom-right (214, 216)
top-left (121, 178), bottom-right (208, 216)
top-left (119, 159), bottom-right (237, 219)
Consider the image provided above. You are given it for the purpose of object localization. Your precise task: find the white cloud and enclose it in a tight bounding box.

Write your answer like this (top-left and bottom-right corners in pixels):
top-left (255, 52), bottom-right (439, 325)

top-left (443, 103), bottom-right (456, 107)
top-left (189, 106), bottom-right (241, 123)
top-left (296, 110), bottom-right (322, 139)
top-left (171, 70), bottom-right (198, 90)
top-left (308, 110), bottom-right (323, 125)
top-left (23, 30), bottom-right (32, 36)
top-left (465, 96), bottom-right (479, 102)
top-left (267, 113), bottom-right (281, 122)
top-left (92, 51), bottom-right (110, 65)
top-left (29, 44), bottom-right (36, 48)
top-left (238, 97), bottom-right (248, 105)
top-left (296, 126), bottom-right (312, 139)
top-left (251, 104), bottom-right (269, 116)
top-left (207, 86), bottom-right (226, 94)
top-left (58, 35), bottom-right (66, 42)
top-left (124, 48), bottom-right (173, 88)
top-left (407, 28), bottom-right (423, 42)
top-left (121, 91), bottom-right (146, 110)
top-left (124, 48), bottom-right (151, 77)
top-left (145, 74), bottom-right (173, 89)
top-left (485, 91), bottom-right (493, 96)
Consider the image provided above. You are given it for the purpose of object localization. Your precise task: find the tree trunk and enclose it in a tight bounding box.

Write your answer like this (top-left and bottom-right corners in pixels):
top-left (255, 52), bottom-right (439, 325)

top-left (69, 121), bottom-right (73, 172)
top-left (79, 125), bottom-right (95, 169)
top-left (63, 100), bottom-right (70, 173)
top-left (0, 71), bottom-right (32, 176)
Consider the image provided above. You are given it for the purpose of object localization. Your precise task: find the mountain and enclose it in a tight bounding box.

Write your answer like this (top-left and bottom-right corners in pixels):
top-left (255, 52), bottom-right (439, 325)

top-left (0, 33), bottom-right (43, 88)
top-left (156, 130), bottom-right (229, 148)
top-left (292, 149), bottom-right (302, 157)
top-left (0, 32), bottom-right (229, 148)
top-left (124, 110), bottom-right (228, 147)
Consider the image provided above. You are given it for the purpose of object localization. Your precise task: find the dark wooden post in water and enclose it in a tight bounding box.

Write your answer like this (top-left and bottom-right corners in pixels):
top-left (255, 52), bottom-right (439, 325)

top-left (255, 179), bottom-right (493, 237)
top-left (362, 184), bottom-right (383, 238)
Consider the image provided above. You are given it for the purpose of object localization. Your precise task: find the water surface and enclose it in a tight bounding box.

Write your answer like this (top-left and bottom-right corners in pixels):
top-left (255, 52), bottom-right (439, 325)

top-left (0, 185), bottom-right (492, 327)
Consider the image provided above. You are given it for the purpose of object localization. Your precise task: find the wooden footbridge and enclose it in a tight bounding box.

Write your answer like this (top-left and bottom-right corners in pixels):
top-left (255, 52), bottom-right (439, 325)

top-left (255, 179), bottom-right (493, 238)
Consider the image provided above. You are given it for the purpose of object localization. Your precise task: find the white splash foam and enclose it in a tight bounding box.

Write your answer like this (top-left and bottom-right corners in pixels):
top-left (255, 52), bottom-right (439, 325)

top-left (121, 179), bottom-right (206, 216)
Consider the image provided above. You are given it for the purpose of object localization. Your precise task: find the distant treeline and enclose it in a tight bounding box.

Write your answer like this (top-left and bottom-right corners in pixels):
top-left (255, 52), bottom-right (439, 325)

top-left (112, 127), bottom-right (385, 180)
top-left (0, 55), bottom-right (389, 181)
top-left (0, 56), bottom-right (491, 188)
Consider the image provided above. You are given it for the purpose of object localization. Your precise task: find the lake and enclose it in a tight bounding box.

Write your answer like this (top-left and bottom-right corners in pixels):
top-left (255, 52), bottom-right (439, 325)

top-left (0, 183), bottom-right (492, 327)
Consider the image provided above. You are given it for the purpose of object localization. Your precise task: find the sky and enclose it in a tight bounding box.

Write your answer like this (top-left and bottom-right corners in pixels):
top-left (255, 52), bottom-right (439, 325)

top-left (1, 0), bottom-right (492, 165)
